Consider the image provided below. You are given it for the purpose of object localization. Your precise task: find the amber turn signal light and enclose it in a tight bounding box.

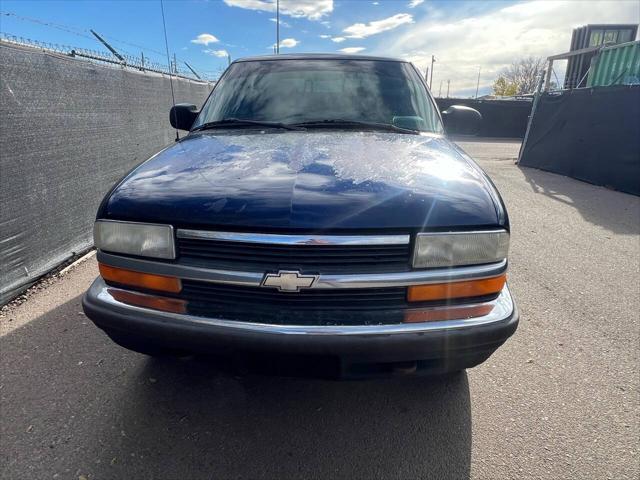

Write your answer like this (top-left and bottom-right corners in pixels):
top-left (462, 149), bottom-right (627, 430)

top-left (407, 274), bottom-right (506, 302)
top-left (99, 263), bottom-right (182, 293)
top-left (404, 304), bottom-right (495, 323)
top-left (109, 289), bottom-right (186, 314)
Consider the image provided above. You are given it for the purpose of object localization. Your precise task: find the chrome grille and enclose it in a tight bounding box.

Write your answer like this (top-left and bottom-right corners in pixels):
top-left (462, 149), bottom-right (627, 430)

top-left (176, 230), bottom-right (411, 273)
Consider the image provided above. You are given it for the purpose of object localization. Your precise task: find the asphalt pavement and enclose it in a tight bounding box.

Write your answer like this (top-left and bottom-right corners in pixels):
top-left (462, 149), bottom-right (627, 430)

top-left (1, 138), bottom-right (638, 479)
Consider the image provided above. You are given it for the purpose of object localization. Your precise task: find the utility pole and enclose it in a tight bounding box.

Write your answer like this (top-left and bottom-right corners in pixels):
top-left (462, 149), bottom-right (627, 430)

top-left (429, 55), bottom-right (435, 89)
top-left (475, 67), bottom-right (481, 99)
top-left (425, 67), bottom-right (429, 82)
top-left (173, 53), bottom-right (177, 73)
top-left (276, 0), bottom-right (280, 54)
top-left (227, 53), bottom-right (231, 66)
top-left (439, 80), bottom-right (443, 97)
top-left (446, 79), bottom-right (450, 98)
top-left (141, 51), bottom-right (145, 70)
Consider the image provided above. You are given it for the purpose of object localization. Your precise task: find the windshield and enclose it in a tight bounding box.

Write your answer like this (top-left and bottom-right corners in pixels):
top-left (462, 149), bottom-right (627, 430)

top-left (193, 59), bottom-right (443, 133)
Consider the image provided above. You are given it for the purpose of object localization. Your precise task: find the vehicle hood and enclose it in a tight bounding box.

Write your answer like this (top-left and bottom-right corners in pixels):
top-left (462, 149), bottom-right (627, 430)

top-left (101, 131), bottom-right (503, 230)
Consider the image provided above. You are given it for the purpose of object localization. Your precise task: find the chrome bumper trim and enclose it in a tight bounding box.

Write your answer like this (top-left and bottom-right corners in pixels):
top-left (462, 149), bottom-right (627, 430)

top-left (89, 278), bottom-right (515, 336)
top-left (97, 251), bottom-right (507, 289)
top-left (176, 229), bottom-right (410, 246)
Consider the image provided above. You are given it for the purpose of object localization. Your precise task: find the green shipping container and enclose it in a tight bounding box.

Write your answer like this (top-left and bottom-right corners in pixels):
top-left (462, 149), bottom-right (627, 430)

top-left (587, 40), bottom-right (640, 87)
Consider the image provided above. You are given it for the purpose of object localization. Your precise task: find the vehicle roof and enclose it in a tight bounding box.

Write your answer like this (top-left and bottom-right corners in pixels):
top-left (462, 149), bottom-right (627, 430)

top-left (233, 53), bottom-right (407, 63)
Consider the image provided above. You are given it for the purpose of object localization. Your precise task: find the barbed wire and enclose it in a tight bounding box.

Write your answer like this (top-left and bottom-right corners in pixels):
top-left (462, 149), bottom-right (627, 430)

top-left (0, 11), bottom-right (214, 78)
top-left (1, 11), bottom-right (171, 60)
top-left (0, 32), bottom-right (216, 82)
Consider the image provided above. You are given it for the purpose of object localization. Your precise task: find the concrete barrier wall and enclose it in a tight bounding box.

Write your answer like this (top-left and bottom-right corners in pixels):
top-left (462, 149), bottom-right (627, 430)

top-left (0, 42), bottom-right (213, 304)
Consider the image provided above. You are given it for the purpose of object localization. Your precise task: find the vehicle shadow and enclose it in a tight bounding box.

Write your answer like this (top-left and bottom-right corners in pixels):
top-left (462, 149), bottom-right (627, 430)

top-left (520, 165), bottom-right (640, 235)
top-left (2, 294), bottom-right (472, 480)
top-left (106, 355), bottom-right (472, 479)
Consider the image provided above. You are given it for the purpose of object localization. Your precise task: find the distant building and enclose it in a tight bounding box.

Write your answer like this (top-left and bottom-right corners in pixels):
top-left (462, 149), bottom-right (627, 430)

top-left (564, 24), bottom-right (638, 89)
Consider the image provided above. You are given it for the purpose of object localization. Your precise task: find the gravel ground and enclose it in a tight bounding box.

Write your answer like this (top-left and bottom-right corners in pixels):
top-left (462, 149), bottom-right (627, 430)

top-left (1, 138), bottom-right (638, 479)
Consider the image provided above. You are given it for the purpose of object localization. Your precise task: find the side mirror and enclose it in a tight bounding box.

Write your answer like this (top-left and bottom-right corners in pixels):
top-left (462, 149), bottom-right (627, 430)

top-left (441, 105), bottom-right (482, 135)
top-left (170, 103), bottom-right (199, 130)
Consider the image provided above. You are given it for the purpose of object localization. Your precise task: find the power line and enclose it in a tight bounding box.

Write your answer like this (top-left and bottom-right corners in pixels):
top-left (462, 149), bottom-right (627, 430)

top-left (1, 11), bottom-right (92, 39)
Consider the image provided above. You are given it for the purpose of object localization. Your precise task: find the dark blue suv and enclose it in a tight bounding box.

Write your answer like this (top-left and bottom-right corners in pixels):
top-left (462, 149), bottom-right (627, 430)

top-left (83, 54), bottom-right (517, 377)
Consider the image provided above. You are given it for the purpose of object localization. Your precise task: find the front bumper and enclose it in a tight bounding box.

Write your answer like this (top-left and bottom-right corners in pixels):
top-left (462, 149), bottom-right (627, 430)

top-left (82, 277), bottom-right (518, 368)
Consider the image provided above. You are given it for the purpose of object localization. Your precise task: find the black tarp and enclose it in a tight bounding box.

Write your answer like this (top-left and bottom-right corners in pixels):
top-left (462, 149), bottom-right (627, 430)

top-left (519, 86), bottom-right (640, 196)
top-left (435, 98), bottom-right (532, 138)
top-left (0, 42), bottom-right (213, 304)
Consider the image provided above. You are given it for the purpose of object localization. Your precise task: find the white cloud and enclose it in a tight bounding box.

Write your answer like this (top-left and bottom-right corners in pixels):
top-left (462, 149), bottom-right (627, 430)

top-left (319, 34), bottom-right (331, 39)
top-left (223, 0), bottom-right (333, 20)
top-left (331, 37), bottom-right (346, 43)
top-left (204, 49), bottom-right (229, 58)
top-left (383, 0), bottom-right (640, 97)
top-left (280, 38), bottom-right (299, 48)
top-left (408, 0), bottom-right (424, 7)
top-left (339, 47), bottom-right (366, 54)
top-left (343, 13), bottom-right (414, 39)
top-left (190, 33), bottom-right (219, 45)
top-left (269, 17), bottom-right (291, 27)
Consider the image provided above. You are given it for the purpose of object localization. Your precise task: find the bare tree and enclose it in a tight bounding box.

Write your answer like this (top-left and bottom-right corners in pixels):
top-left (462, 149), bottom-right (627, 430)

top-left (499, 56), bottom-right (545, 95)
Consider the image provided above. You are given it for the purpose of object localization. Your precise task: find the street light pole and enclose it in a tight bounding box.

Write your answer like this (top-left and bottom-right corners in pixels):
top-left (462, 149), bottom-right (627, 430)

top-left (276, 0), bottom-right (280, 54)
top-left (430, 55), bottom-right (435, 89)
top-left (475, 67), bottom-right (481, 99)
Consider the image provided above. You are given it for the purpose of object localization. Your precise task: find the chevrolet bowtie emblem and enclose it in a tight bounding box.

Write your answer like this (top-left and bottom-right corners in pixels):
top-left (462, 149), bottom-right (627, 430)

top-left (261, 270), bottom-right (318, 292)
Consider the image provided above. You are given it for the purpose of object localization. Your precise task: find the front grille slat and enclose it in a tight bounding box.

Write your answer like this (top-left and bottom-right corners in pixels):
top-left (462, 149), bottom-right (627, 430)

top-left (184, 285), bottom-right (405, 298)
top-left (176, 235), bottom-right (411, 273)
top-left (180, 280), bottom-right (407, 311)
top-left (179, 239), bottom-right (408, 252)
top-left (180, 253), bottom-right (406, 265)
top-left (179, 248), bottom-right (407, 259)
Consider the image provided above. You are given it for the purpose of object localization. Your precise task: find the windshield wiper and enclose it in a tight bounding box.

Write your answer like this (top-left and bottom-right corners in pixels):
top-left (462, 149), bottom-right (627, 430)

top-left (292, 119), bottom-right (419, 134)
top-left (191, 118), bottom-right (305, 132)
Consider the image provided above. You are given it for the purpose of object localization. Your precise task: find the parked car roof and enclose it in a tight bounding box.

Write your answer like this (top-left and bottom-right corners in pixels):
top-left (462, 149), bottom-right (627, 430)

top-left (233, 53), bottom-right (407, 63)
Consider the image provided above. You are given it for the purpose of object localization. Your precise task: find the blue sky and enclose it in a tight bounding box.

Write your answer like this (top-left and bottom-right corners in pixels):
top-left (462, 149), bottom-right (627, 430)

top-left (1, 0), bottom-right (638, 96)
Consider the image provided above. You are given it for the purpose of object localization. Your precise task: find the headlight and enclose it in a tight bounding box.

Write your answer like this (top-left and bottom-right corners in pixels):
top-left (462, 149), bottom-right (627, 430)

top-left (413, 230), bottom-right (509, 268)
top-left (94, 220), bottom-right (175, 259)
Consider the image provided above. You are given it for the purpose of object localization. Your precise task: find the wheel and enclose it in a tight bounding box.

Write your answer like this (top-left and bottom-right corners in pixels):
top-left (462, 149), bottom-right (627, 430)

top-left (103, 329), bottom-right (188, 357)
